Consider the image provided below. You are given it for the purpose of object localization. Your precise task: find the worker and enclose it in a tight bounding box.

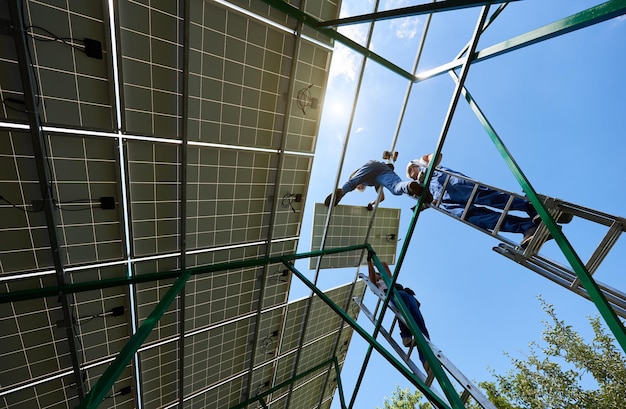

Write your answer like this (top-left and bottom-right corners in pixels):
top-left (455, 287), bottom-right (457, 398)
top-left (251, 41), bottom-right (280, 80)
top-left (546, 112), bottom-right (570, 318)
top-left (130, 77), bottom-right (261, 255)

top-left (324, 160), bottom-right (432, 208)
top-left (367, 251), bottom-right (431, 368)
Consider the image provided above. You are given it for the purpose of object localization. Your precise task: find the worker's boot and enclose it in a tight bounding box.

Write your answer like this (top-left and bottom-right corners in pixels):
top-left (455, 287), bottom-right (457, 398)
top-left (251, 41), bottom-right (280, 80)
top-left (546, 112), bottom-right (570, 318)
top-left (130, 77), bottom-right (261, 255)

top-left (324, 189), bottom-right (344, 207)
top-left (532, 212), bottom-right (573, 225)
top-left (408, 182), bottom-right (433, 203)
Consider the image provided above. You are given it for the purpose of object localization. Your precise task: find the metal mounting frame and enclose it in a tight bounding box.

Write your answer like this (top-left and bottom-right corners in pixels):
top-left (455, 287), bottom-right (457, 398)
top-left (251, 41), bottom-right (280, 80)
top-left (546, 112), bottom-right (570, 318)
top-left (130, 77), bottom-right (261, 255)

top-left (259, 1), bottom-right (626, 407)
top-left (5, 1), bottom-right (626, 408)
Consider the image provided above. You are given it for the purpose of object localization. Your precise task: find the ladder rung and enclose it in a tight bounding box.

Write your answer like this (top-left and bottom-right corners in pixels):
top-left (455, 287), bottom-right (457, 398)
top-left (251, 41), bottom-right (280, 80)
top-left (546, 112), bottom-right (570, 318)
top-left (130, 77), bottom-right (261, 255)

top-left (583, 220), bottom-right (622, 275)
top-left (494, 244), bottom-right (626, 318)
top-left (431, 167), bottom-right (626, 320)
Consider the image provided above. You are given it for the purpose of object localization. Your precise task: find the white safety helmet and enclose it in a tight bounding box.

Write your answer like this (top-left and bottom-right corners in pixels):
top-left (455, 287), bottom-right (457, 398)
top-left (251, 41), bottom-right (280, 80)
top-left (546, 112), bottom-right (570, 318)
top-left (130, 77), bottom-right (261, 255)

top-left (406, 160), bottom-right (421, 179)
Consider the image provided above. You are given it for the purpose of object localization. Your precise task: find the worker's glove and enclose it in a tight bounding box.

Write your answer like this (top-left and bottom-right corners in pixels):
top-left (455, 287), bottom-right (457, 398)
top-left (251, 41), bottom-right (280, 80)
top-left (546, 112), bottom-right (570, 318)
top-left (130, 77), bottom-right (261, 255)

top-left (367, 250), bottom-right (376, 262)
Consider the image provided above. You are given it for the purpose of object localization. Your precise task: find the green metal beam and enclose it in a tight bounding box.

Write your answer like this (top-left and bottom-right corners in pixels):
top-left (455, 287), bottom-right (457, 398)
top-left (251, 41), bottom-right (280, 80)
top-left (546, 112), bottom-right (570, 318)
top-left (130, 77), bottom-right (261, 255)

top-left (78, 267), bottom-right (193, 408)
top-left (452, 73), bottom-right (626, 353)
top-left (259, 0), bottom-right (416, 81)
top-left (229, 357), bottom-right (336, 409)
top-left (1, 244), bottom-right (369, 304)
top-left (318, 0), bottom-right (518, 28)
top-left (393, 2), bottom-right (487, 288)
top-left (58, 244), bottom-right (365, 408)
top-left (332, 356), bottom-right (348, 409)
top-left (257, 396), bottom-right (269, 409)
top-left (416, 0), bottom-right (626, 82)
top-left (283, 260), bottom-right (453, 409)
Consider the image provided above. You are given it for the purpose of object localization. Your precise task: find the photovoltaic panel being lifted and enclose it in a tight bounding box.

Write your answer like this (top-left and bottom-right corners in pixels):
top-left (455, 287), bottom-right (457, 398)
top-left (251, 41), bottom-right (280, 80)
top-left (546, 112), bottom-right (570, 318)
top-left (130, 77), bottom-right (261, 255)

top-left (310, 203), bottom-right (401, 269)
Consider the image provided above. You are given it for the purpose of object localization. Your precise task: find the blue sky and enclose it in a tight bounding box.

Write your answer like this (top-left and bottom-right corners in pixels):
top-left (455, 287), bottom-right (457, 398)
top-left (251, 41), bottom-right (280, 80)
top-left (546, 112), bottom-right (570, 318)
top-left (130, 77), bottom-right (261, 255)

top-left (291, 1), bottom-right (626, 407)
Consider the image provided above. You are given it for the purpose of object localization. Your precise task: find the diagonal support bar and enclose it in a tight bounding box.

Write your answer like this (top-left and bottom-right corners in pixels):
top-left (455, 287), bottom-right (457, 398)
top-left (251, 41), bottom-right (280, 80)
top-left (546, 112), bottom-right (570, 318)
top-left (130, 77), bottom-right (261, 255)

top-left (229, 357), bottom-right (338, 409)
top-left (332, 356), bottom-right (349, 409)
top-left (61, 244), bottom-right (367, 408)
top-left (78, 267), bottom-right (193, 408)
top-left (451, 73), bottom-right (626, 353)
top-left (318, 0), bottom-right (518, 28)
top-left (416, 0), bottom-right (626, 82)
top-left (369, 254), bottom-right (466, 408)
top-left (282, 259), bottom-right (453, 409)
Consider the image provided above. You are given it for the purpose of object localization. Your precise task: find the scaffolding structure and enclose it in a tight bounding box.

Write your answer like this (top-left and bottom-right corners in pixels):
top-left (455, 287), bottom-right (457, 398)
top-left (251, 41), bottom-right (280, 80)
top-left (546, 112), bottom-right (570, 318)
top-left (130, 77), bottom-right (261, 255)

top-left (301, 1), bottom-right (626, 408)
top-left (2, 1), bottom-right (626, 409)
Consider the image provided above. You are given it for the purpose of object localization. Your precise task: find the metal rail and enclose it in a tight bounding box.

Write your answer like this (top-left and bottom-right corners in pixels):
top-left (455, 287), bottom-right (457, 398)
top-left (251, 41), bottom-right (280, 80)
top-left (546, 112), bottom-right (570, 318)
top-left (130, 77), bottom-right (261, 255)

top-left (347, 5), bottom-right (435, 407)
top-left (318, 0), bottom-right (517, 28)
top-left (242, 4), bottom-right (309, 403)
top-left (280, 0), bottom-right (378, 404)
top-left (8, 0), bottom-right (86, 399)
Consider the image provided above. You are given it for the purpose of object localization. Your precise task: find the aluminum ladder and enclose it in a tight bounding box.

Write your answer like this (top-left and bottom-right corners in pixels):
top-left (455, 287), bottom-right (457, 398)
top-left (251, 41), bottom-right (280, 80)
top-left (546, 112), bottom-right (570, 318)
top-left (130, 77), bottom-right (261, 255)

top-left (427, 168), bottom-right (626, 318)
top-left (354, 273), bottom-right (497, 409)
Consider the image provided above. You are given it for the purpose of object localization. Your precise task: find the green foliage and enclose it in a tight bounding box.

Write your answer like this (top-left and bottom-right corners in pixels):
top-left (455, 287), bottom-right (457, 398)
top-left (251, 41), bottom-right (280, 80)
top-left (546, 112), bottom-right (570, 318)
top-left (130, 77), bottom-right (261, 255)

top-left (485, 297), bottom-right (626, 408)
top-left (377, 386), bottom-right (430, 409)
top-left (378, 298), bottom-right (626, 409)
top-left (474, 382), bottom-right (523, 409)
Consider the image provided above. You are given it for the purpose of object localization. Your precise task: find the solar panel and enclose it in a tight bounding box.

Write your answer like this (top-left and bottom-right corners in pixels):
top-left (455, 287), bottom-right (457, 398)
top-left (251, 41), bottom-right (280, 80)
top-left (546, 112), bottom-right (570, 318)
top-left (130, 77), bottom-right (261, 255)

top-left (18, 1), bottom-right (113, 130)
top-left (118, 0), bottom-right (183, 137)
top-left (310, 203), bottom-right (402, 269)
top-left (0, 0), bottom-right (357, 407)
top-left (177, 281), bottom-right (363, 408)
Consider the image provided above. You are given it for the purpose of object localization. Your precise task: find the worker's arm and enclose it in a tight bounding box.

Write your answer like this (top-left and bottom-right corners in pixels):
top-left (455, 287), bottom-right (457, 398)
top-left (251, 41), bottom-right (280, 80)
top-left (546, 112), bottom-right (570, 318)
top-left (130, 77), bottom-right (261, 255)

top-left (367, 252), bottom-right (377, 282)
top-left (367, 250), bottom-right (393, 282)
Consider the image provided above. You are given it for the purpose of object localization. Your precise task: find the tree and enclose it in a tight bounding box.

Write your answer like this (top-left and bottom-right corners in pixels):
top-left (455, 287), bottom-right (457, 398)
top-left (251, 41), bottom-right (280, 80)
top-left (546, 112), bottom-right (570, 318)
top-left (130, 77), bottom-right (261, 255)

top-left (379, 298), bottom-right (626, 409)
top-left (377, 385), bottom-right (430, 409)
top-left (480, 297), bottom-right (626, 408)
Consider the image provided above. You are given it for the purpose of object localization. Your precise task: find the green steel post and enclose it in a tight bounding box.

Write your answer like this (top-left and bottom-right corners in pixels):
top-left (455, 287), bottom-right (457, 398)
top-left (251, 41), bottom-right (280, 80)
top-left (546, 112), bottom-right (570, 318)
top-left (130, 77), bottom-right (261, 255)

top-left (393, 3), bottom-right (487, 291)
top-left (332, 357), bottom-right (348, 409)
top-left (369, 254), bottom-right (466, 409)
top-left (282, 260), bottom-right (452, 409)
top-left (1, 244), bottom-right (369, 304)
top-left (454, 78), bottom-right (626, 353)
top-left (416, 0), bottom-right (626, 82)
top-left (318, 0), bottom-right (517, 28)
top-left (258, 0), bottom-right (415, 81)
top-left (78, 268), bottom-right (193, 408)
top-left (229, 357), bottom-right (336, 409)
top-left (360, 9), bottom-right (489, 408)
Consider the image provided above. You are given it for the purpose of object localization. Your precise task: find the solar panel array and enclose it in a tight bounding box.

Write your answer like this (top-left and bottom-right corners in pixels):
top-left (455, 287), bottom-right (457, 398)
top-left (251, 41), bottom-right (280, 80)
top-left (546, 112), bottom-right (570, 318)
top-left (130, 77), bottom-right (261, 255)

top-left (310, 204), bottom-right (402, 269)
top-left (0, 0), bottom-right (363, 408)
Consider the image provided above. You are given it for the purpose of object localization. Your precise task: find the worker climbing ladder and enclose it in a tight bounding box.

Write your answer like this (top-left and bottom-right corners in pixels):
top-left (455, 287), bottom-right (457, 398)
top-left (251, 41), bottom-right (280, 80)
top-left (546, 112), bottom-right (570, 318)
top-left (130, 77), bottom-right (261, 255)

top-left (354, 272), bottom-right (497, 409)
top-left (428, 167), bottom-right (626, 319)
